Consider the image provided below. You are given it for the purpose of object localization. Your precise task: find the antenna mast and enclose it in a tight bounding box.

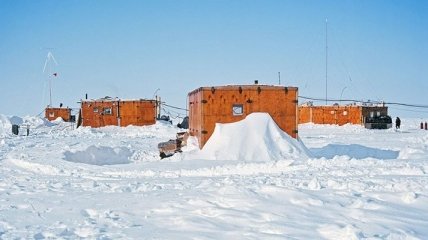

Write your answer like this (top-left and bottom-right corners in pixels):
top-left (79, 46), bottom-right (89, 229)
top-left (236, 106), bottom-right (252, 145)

top-left (325, 18), bottom-right (328, 105)
top-left (278, 72), bottom-right (281, 85)
top-left (43, 51), bottom-right (58, 107)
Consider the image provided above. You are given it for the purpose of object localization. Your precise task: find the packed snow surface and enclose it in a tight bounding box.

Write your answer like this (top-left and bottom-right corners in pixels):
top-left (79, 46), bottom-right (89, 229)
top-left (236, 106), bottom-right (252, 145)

top-left (0, 114), bottom-right (428, 239)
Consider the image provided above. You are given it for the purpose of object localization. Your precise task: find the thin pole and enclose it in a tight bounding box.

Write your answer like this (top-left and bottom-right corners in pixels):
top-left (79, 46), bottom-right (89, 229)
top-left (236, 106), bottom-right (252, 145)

top-left (49, 76), bottom-right (52, 107)
top-left (278, 72), bottom-right (281, 85)
top-left (325, 18), bottom-right (328, 105)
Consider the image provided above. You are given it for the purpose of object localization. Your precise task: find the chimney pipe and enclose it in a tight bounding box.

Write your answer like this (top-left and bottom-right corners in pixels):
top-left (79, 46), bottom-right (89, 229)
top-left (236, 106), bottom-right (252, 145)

top-left (85, 93), bottom-right (88, 100)
top-left (254, 80), bottom-right (258, 85)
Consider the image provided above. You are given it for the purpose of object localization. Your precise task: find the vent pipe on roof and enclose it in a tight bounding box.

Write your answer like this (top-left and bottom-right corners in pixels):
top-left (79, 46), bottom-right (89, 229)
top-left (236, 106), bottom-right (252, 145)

top-left (85, 93), bottom-right (88, 100)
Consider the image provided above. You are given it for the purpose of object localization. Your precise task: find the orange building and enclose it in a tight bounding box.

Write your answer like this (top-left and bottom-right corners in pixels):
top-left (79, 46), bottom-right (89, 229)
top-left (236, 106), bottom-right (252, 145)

top-left (188, 84), bottom-right (298, 149)
top-left (299, 103), bottom-right (391, 128)
top-left (45, 107), bottom-right (72, 122)
top-left (80, 97), bottom-right (156, 128)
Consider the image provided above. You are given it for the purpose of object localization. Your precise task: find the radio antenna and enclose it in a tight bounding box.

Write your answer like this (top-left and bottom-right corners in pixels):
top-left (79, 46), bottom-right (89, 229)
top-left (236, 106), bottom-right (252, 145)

top-left (43, 51), bottom-right (58, 107)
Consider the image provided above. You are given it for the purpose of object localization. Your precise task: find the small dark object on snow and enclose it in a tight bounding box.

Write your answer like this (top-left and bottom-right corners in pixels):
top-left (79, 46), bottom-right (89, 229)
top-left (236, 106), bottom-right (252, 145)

top-left (395, 117), bottom-right (401, 129)
top-left (365, 115), bottom-right (392, 129)
top-left (158, 115), bottom-right (172, 124)
top-left (177, 116), bottom-right (189, 129)
top-left (158, 132), bottom-right (189, 159)
top-left (12, 124), bottom-right (19, 135)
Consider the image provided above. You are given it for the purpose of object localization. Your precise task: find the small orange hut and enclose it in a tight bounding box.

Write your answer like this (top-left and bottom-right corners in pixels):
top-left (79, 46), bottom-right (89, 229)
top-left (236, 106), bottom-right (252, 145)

top-left (188, 84), bottom-right (299, 149)
top-left (45, 107), bottom-right (72, 122)
top-left (299, 102), bottom-right (391, 128)
top-left (80, 97), bottom-right (156, 128)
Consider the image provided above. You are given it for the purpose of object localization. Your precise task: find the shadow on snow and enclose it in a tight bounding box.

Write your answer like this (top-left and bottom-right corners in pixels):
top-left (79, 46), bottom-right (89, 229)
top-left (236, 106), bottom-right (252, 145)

top-left (310, 144), bottom-right (399, 160)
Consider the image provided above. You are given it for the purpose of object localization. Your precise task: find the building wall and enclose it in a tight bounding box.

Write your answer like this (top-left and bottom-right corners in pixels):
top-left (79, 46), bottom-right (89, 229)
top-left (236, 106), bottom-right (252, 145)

top-left (119, 100), bottom-right (156, 126)
top-left (81, 101), bottom-right (118, 127)
top-left (45, 107), bottom-right (71, 122)
top-left (81, 100), bottom-right (156, 128)
top-left (299, 105), bottom-right (388, 125)
top-left (188, 85), bottom-right (298, 149)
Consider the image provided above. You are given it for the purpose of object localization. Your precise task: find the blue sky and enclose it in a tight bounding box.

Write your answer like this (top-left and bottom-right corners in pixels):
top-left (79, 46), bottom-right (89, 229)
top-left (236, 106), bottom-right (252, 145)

top-left (1, 0), bottom-right (427, 117)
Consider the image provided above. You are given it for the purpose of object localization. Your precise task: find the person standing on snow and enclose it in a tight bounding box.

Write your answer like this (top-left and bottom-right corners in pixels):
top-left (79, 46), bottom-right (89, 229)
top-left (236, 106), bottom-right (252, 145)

top-left (395, 117), bottom-right (401, 129)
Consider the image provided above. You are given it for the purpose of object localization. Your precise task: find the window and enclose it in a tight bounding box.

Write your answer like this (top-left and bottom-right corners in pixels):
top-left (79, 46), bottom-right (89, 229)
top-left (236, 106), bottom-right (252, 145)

top-left (343, 111), bottom-right (348, 116)
top-left (232, 104), bottom-right (243, 116)
top-left (49, 112), bottom-right (55, 117)
top-left (93, 107), bottom-right (99, 113)
top-left (370, 112), bottom-right (374, 118)
top-left (103, 107), bottom-right (112, 115)
top-left (377, 111), bottom-right (381, 117)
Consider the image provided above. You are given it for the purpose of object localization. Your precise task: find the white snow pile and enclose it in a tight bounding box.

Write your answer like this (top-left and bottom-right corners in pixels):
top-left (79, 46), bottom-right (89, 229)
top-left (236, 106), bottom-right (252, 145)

top-left (0, 114), bottom-right (12, 136)
top-left (0, 114), bottom-right (55, 135)
top-left (64, 146), bottom-right (133, 165)
top-left (188, 113), bottom-right (309, 162)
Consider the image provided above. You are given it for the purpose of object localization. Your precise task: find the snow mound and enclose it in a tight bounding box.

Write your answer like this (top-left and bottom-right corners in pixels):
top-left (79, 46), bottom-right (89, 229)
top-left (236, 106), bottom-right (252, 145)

top-left (0, 115), bottom-right (55, 133)
top-left (0, 114), bottom-right (12, 136)
top-left (64, 146), bottom-right (133, 165)
top-left (22, 115), bottom-right (55, 128)
top-left (188, 113), bottom-right (309, 162)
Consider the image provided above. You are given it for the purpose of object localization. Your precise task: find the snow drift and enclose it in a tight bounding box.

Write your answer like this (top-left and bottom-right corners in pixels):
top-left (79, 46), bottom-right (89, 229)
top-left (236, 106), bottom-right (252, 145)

top-left (187, 113), bottom-right (309, 162)
top-left (0, 115), bottom-right (55, 136)
top-left (0, 114), bottom-right (12, 136)
top-left (64, 146), bottom-right (133, 165)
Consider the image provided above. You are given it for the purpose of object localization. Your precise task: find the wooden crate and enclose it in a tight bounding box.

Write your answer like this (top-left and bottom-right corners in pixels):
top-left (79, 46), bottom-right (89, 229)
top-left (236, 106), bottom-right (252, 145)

top-left (188, 85), bottom-right (298, 149)
top-left (81, 99), bottom-right (156, 128)
top-left (45, 107), bottom-right (72, 122)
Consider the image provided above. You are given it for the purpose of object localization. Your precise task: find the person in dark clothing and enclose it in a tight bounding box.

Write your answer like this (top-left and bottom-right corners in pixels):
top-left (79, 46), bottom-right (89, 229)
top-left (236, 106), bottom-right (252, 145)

top-left (395, 117), bottom-right (401, 129)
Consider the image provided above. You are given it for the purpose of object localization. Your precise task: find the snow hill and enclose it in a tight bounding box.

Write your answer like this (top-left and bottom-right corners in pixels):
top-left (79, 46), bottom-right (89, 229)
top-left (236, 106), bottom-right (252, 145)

top-left (0, 113), bottom-right (427, 239)
top-left (188, 113), bottom-right (309, 162)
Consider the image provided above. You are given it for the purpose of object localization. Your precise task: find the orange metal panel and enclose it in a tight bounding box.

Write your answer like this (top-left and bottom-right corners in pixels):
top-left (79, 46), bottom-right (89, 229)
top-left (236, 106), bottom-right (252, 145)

top-left (298, 105), bottom-right (388, 126)
top-left (119, 100), bottom-right (156, 126)
top-left (81, 101), bottom-right (118, 127)
top-left (80, 99), bottom-right (156, 128)
top-left (45, 107), bottom-right (72, 122)
top-left (188, 85), bottom-right (298, 149)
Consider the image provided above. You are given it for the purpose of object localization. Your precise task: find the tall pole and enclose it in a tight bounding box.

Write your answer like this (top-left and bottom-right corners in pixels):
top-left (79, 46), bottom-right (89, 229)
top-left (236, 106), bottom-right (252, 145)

top-left (43, 51), bottom-right (57, 107)
top-left (325, 18), bottom-right (328, 105)
top-left (278, 72), bottom-right (281, 85)
top-left (49, 76), bottom-right (52, 107)
top-left (340, 86), bottom-right (347, 102)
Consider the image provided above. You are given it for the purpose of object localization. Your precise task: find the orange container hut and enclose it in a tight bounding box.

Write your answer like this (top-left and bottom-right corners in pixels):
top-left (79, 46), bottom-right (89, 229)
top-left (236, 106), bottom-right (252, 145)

top-left (80, 97), bottom-right (156, 128)
top-left (45, 107), bottom-right (72, 122)
top-left (188, 84), bottom-right (299, 149)
top-left (299, 103), bottom-right (390, 126)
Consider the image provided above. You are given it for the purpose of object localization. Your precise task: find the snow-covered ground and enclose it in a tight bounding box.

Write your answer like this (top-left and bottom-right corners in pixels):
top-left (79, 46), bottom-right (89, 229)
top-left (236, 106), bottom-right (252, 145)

top-left (0, 113), bottom-right (427, 239)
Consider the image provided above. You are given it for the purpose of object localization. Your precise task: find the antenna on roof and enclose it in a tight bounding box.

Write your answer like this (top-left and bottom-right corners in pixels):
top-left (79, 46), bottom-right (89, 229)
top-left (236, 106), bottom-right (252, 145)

top-left (43, 51), bottom-right (58, 107)
top-left (278, 72), bottom-right (281, 85)
top-left (325, 18), bottom-right (328, 105)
